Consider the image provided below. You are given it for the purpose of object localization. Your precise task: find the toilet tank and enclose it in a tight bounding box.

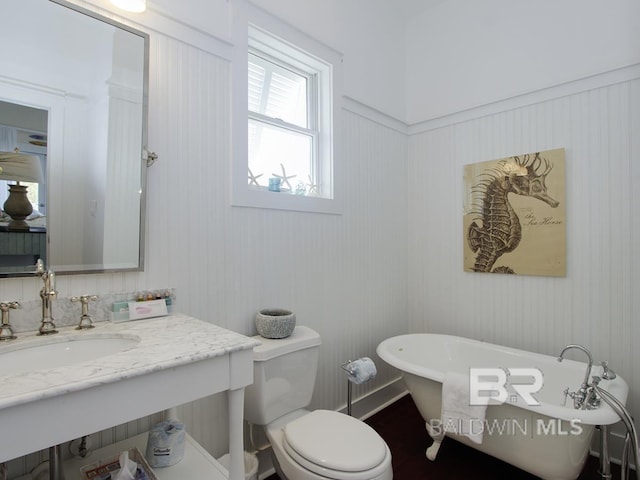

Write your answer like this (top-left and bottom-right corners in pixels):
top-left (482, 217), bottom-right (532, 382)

top-left (244, 326), bottom-right (321, 425)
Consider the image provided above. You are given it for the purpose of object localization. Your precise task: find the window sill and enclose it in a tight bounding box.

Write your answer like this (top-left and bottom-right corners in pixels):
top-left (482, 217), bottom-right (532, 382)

top-left (231, 186), bottom-right (342, 215)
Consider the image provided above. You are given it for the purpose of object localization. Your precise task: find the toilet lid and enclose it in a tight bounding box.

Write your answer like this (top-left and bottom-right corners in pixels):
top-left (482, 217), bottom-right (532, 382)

top-left (283, 410), bottom-right (387, 474)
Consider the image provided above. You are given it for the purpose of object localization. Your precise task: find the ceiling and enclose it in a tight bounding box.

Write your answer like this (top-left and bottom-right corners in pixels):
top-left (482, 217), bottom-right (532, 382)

top-left (397, 0), bottom-right (448, 19)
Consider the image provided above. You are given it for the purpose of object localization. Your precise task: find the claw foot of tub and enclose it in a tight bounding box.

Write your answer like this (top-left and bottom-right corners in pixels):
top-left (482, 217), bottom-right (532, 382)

top-left (424, 421), bottom-right (444, 461)
top-left (426, 440), bottom-right (442, 461)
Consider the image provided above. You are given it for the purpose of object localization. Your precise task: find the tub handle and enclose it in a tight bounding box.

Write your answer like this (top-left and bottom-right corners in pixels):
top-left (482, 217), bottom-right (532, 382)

top-left (601, 361), bottom-right (617, 380)
top-left (563, 385), bottom-right (601, 410)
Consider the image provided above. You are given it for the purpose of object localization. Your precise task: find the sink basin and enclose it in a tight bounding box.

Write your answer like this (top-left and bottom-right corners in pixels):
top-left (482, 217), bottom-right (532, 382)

top-left (0, 314), bottom-right (259, 473)
top-left (0, 334), bottom-right (140, 376)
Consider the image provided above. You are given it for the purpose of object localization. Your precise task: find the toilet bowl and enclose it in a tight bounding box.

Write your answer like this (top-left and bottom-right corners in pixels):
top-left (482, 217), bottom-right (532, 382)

top-left (244, 327), bottom-right (393, 480)
top-left (266, 409), bottom-right (392, 480)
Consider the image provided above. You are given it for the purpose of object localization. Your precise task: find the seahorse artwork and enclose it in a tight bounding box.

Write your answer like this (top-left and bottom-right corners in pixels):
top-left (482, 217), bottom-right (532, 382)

top-left (463, 148), bottom-right (566, 276)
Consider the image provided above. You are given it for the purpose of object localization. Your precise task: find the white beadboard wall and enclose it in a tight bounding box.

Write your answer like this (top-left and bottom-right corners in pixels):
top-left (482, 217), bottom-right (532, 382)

top-left (408, 75), bottom-right (640, 429)
top-left (7, 2), bottom-right (639, 475)
top-left (1, 30), bottom-right (409, 477)
top-left (144, 33), bottom-right (409, 423)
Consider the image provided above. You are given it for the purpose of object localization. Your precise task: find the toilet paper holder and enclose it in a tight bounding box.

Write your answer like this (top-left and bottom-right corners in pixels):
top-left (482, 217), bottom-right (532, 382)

top-left (341, 358), bottom-right (377, 416)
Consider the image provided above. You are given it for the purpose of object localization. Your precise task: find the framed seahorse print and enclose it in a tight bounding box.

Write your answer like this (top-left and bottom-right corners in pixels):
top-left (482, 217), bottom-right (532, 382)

top-left (463, 148), bottom-right (566, 277)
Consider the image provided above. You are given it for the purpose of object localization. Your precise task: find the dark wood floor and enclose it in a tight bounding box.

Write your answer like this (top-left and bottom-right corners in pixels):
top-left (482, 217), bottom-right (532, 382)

top-left (267, 394), bottom-right (618, 479)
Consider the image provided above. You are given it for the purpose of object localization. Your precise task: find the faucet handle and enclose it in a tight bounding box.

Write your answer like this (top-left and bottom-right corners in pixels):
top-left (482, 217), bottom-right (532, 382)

top-left (0, 301), bottom-right (20, 341)
top-left (71, 295), bottom-right (98, 330)
top-left (600, 361), bottom-right (617, 380)
top-left (48, 270), bottom-right (56, 292)
top-left (35, 258), bottom-right (44, 274)
top-left (71, 294), bottom-right (98, 303)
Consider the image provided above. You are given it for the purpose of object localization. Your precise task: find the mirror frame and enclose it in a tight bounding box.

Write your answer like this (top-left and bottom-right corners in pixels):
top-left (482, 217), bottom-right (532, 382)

top-left (0, 0), bottom-right (150, 277)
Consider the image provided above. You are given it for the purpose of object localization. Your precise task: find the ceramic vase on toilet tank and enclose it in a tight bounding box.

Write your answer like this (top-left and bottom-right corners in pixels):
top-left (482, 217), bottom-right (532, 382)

top-left (255, 308), bottom-right (296, 339)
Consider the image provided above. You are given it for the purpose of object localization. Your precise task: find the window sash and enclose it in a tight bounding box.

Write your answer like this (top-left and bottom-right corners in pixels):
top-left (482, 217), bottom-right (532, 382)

top-left (248, 51), bottom-right (317, 131)
top-left (248, 111), bottom-right (317, 138)
top-left (248, 49), bottom-right (321, 193)
top-left (233, 19), bottom-right (340, 212)
top-left (248, 118), bottom-right (317, 191)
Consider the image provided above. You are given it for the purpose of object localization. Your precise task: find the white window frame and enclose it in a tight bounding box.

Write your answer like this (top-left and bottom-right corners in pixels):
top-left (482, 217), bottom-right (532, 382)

top-left (248, 48), bottom-right (319, 192)
top-left (231, 8), bottom-right (343, 214)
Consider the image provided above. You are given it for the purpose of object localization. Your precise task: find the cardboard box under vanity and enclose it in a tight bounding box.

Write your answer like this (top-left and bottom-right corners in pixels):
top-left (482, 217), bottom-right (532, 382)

top-left (79, 447), bottom-right (158, 480)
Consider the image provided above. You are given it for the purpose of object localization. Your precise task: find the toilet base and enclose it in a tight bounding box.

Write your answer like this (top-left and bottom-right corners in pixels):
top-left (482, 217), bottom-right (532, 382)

top-left (270, 450), bottom-right (288, 480)
top-left (263, 410), bottom-right (393, 480)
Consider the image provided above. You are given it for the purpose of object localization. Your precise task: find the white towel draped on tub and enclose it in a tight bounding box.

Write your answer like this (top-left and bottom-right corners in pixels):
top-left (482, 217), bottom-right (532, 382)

top-left (440, 371), bottom-right (488, 444)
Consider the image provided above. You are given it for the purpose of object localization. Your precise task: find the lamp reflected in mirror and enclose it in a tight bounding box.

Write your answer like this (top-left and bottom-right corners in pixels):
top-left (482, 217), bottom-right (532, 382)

top-left (0, 150), bottom-right (44, 230)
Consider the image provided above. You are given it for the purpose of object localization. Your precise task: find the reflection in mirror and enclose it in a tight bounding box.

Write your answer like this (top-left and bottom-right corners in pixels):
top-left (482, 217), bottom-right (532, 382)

top-left (0, 0), bottom-right (149, 277)
top-left (0, 102), bottom-right (47, 272)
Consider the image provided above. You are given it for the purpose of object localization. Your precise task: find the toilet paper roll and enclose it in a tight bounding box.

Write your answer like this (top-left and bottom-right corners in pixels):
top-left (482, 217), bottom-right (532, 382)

top-left (145, 420), bottom-right (185, 468)
top-left (345, 357), bottom-right (377, 384)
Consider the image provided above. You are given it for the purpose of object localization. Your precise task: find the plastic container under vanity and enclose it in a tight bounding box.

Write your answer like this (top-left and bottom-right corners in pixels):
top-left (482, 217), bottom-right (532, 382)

top-left (255, 308), bottom-right (296, 339)
top-left (217, 451), bottom-right (258, 480)
top-left (145, 420), bottom-right (185, 468)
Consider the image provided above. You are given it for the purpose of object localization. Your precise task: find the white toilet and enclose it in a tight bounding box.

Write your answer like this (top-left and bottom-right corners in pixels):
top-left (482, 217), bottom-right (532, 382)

top-left (244, 326), bottom-right (393, 480)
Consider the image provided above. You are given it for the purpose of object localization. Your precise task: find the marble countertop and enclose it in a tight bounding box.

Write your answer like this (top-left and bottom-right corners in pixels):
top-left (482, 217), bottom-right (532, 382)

top-left (0, 314), bottom-right (260, 410)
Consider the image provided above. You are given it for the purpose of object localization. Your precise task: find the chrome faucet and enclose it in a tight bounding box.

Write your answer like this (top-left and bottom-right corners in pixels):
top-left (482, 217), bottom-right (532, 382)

top-left (0, 301), bottom-right (20, 341)
top-left (600, 361), bottom-right (617, 380)
top-left (71, 295), bottom-right (98, 329)
top-left (35, 259), bottom-right (58, 335)
top-left (557, 344), bottom-right (597, 409)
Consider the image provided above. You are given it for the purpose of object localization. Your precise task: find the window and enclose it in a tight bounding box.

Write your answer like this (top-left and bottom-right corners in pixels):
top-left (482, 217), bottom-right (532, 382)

top-left (248, 28), bottom-right (331, 199)
top-left (248, 51), bottom-right (317, 195)
top-left (232, 20), bottom-right (342, 214)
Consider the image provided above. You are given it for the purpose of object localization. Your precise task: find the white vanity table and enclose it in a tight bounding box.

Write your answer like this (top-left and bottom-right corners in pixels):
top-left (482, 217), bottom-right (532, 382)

top-left (0, 314), bottom-right (260, 480)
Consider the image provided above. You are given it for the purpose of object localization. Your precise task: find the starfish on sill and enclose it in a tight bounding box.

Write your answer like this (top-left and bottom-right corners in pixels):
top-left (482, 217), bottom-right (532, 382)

top-left (248, 168), bottom-right (263, 187)
top-left (273, 163), bottom-right (296, 191)
top-left (307, 175), bottom-right (319, 196)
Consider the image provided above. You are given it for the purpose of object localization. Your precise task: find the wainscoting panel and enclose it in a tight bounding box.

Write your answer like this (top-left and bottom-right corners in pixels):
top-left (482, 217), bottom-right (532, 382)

top-left (2, 29), bottom-right (410, 478)
top-left (408, 78), bottom-right (640, 433)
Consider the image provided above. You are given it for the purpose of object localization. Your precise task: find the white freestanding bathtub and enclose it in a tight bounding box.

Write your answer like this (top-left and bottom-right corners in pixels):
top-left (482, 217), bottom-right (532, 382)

top-left (377, 334), bottom-right (628, 480)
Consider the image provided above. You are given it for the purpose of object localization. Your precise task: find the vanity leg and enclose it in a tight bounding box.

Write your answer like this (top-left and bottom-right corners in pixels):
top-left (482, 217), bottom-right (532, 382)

top-left (164, 406), bottom-right (179, 420)
top-left (49, 444), bottom-right (66, 480)
top-left (227, 388), bottom-right (245, 480)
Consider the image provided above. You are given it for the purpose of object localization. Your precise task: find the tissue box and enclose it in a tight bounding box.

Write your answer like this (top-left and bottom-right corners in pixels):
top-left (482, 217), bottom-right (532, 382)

top-left (80, 447), bottom-right (158, 480)
top-left (127, 299), bottom-right (168, 320)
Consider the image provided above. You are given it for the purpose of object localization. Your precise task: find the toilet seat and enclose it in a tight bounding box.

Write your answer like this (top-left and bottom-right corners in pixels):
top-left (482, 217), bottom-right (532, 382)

top-left (283, 410), bottom-right (389, 480)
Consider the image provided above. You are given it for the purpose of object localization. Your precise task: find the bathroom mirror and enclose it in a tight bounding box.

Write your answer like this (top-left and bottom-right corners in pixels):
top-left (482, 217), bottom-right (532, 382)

top-left (0, 0), bottom-right (149, 277)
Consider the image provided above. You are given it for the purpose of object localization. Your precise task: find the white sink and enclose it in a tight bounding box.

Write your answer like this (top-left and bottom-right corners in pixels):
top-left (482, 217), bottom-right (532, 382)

top-left (0, 334), bottom-right (140, 376)
top-left (0, 314), bottom-right (259, 477)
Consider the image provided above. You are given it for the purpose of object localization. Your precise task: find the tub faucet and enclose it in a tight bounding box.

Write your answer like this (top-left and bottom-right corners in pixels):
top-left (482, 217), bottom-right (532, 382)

top-left (600, 361), bottom-right (616, 380)
top-left (36, 259), bottom-right (58, 335)
top-left (557, 344), bottom-right (594, 409)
